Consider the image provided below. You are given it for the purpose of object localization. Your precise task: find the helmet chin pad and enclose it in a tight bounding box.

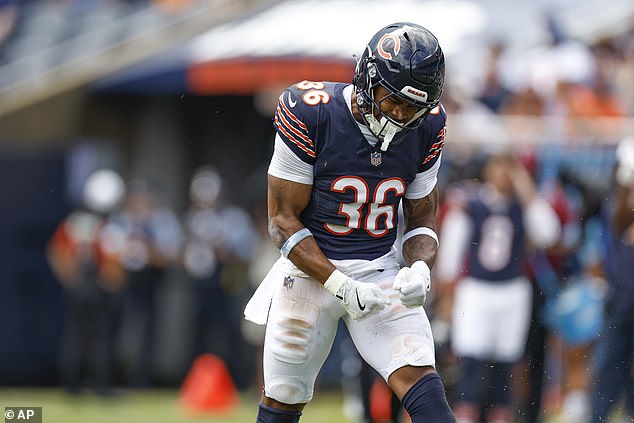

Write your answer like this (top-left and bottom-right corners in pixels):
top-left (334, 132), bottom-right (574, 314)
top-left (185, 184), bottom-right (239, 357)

top-left (363, 113), bottom-right (402, 151)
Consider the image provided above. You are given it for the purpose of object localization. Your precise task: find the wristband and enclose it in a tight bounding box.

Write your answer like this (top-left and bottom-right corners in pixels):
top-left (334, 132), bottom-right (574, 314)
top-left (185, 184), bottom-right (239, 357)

top-left (402, 227), bottom-right (439, 245)
top-left (324, 269), bottom-right (347, 298)
top-left (280, 228), bottom-right (313, 258)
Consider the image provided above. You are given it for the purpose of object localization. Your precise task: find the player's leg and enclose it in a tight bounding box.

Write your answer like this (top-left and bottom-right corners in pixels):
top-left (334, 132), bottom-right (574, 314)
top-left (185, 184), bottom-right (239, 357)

top-left (389, 365), bottom-right (456, 422)
top-left (256, 272), bottom-right (342, 422)
top-left (452, 356), bottom-right (485, 423)
top-left (486, 278), bottom-right (532, 423)
top-left (486, 361), bottom-right (514, 423)
top-left (346, 270), bottom-right (455, 422)
top-left (450, 277), bottom-right (494, 422)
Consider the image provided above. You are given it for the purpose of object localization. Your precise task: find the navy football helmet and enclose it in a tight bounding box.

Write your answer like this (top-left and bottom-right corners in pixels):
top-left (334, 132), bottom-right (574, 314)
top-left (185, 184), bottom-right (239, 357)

top-left (353, 22), bottom-right (445, 150)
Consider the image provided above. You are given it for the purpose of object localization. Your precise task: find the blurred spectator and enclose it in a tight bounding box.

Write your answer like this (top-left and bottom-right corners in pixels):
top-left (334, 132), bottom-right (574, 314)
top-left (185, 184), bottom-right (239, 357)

top-left (103, 178), bottom-right (183, 388)
top-left (46, 169), bottom-right (126, 395)
top-left (0, 0), bottom-right (18, 56)
top-left (475, 40), bottom-right (512, 114)
top-left (530, 162), bottom-right (609, 423)
top-left (181, 166), bottom-right (259, 389)
top-left (612, 28), bottom-right (634, 113)
top-left (588, 136), bottom-right (634, 423)
top-left (435, 153), bottom-right (560, 423)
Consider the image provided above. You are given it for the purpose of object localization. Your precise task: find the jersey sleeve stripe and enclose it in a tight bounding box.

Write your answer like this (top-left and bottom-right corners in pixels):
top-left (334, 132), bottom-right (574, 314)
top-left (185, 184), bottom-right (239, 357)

top-left (274, 115), bottom-right (316, 158)
top-left (278, 95), bottom-right (309, 131)
top-left (276, 105), bottom-right (315, 147)
top-left (423, 126), bottom-right (446, 164)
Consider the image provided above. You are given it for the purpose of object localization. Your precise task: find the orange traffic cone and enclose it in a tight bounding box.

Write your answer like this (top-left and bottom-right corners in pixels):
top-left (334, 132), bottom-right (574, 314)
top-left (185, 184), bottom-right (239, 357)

top-left (179, 353), bottom-right (238, 415)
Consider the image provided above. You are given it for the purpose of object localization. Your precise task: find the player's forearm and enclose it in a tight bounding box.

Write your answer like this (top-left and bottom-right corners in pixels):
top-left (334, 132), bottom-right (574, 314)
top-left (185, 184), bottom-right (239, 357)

top-left (268, 218), bottom-right (336, 283)
top-left (401, 187), bottom-right (439, 268)
top-left (268, 175), bottom-right (337, 283)
top-left (402, 235), bottom-right (437, 269)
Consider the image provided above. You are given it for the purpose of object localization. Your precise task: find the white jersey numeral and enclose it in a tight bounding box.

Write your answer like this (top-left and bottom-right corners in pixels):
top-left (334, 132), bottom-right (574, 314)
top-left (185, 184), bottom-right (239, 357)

top-left (478, 215), bottom-right (513, 272)
top-left (324, 176), bottom-right (405, 236)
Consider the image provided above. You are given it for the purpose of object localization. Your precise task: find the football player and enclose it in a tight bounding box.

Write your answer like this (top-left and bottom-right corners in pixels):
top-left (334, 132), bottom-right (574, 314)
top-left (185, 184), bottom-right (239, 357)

top-left (245, 22), bottom-right (455, 422)
top-left (435, 153), bottom-right (561, 423)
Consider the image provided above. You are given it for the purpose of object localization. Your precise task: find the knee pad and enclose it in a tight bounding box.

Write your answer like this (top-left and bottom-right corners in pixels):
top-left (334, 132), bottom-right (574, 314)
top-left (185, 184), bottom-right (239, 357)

top-left (266, 377), bottom-right (312, 405)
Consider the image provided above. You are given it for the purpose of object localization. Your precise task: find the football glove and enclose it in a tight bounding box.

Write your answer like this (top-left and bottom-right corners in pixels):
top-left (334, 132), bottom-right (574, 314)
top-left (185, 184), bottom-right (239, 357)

top-left (616, 136), bottom-right (634, 186)
top-left (324, 269), bottom-right (390, 320)
top-left (393, 260), bottom-right (431, 307)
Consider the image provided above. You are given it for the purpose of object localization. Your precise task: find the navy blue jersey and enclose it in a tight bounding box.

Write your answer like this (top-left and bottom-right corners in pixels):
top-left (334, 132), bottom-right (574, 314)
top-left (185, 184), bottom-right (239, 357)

top-left (465, 189), bottom-right (526, 281)
top-left (274, 81), bottom-right (446, 260)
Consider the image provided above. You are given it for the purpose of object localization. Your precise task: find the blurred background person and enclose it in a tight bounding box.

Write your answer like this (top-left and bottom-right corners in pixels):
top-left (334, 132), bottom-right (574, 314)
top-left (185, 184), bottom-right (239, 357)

top-left (104, 178), bottom-right (184, 388)
top-left (435, 153), bottom-right (561, 423)
top-left (181, 165), bottom-right (259, 390)
top-left (46, 168), bottom-right (126, 395)
top-left (588, 136), bottom-right (634, 423)
top-left (529, 161), bottom-right (609, 423)
top-left (0, 0), bottom-right (18, 55)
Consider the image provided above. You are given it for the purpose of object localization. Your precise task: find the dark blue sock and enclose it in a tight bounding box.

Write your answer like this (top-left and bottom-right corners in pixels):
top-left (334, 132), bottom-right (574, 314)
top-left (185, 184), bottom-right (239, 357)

top-left (455, 356), bottom-right (484, 405)
top-left (256, 402), bottom-right (302, 423)
top-left (401, 373), bottom-right (456, 423)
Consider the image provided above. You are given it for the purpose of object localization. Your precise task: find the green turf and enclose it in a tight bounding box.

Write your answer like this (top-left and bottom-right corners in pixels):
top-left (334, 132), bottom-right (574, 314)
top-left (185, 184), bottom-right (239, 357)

top-left (0, 389), bottom-right (351, 423)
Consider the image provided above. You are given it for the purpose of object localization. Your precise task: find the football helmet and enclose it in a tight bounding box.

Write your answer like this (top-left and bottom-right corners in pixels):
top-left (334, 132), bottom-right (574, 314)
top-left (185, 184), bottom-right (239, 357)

top-left (353, 22), bottom-right (445, 151)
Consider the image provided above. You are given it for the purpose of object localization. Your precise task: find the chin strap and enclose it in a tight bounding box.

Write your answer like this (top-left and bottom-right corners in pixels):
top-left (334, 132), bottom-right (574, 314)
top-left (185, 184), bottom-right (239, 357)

top-left (364, 108), bottom-right (428, 151)
top-left (379, 124), bottom-right (399, 151)
top-left (364, 113), bottom-right (402, 151)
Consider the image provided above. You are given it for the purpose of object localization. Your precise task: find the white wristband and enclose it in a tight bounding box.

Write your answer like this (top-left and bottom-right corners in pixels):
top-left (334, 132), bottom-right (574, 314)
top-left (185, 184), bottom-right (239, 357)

top-left (324, 269), bottom-right (347, 297)
top-left (402, 227), bottom-right (439, 245)
top-left (280, 228), bottom-right (313, 258)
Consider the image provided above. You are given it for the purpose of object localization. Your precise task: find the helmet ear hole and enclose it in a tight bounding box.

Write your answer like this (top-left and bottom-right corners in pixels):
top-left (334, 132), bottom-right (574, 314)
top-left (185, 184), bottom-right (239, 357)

top-left (367, 62), bottom-right (377, 78)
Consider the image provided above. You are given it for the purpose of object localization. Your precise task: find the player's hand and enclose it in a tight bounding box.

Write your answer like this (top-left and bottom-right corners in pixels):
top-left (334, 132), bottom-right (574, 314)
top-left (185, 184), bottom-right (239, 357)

top-left (616, 137), bottom-right (634, 186)
top-left (393, 260), bottom-right (431, 307)
top-left (324, 270), bottom-right (390, 320)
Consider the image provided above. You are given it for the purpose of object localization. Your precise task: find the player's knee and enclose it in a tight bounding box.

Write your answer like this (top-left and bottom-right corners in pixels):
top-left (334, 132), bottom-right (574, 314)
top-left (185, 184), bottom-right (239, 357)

top-left (402, 373), bottom-right (456, 423)
top-left (266, 379), bottom-right (312, 405)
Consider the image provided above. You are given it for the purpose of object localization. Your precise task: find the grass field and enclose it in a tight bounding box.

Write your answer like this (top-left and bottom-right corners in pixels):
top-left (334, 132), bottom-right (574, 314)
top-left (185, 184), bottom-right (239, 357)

top-left (0, 388), bottom-right (352, 423)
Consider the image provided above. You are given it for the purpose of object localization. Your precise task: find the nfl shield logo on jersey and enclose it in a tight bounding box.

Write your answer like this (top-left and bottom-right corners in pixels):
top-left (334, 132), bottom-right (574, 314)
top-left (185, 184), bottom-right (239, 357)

top-left (283, 275), bottom-right (294, 290)
top-left (370, 151), bottom-right (382, 167)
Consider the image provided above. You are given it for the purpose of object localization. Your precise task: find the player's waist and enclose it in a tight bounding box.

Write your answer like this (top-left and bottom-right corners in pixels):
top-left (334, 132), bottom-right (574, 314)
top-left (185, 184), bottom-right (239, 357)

top-left (307, 225), bottom-right (398, 260)
top-left (462, 274), bottom-right (530, 286)
top-left (279, 248), bottom-right (399, 281)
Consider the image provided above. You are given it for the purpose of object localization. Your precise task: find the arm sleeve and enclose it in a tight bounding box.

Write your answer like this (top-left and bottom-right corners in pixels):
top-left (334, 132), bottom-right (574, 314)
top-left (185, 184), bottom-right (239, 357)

top-left (524, 196), bottom-right (562, 248)
top-left (435, 206), bottom-right (472, 282)
top-left (404, 153), bottom-right (442, 199)
top-left (268, 134), bottom-right (314, 184)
